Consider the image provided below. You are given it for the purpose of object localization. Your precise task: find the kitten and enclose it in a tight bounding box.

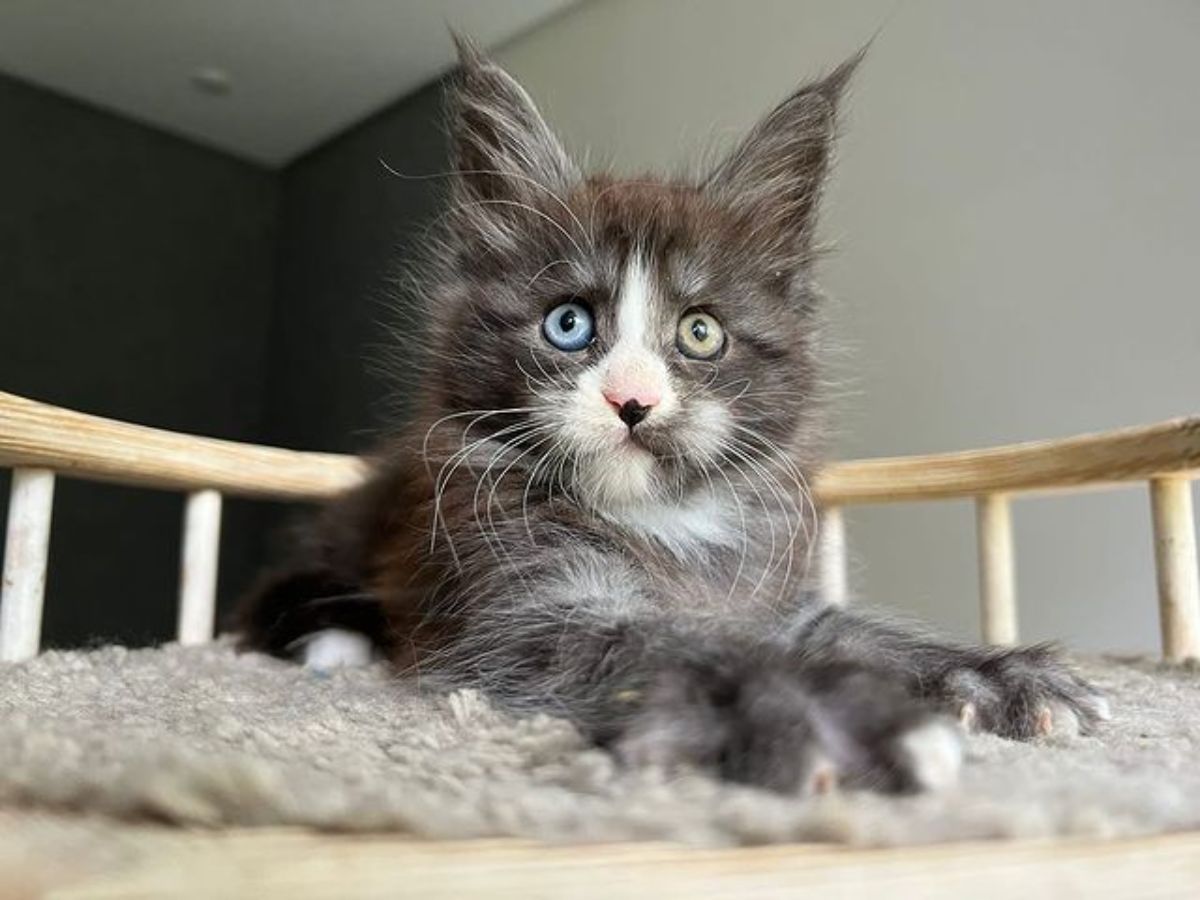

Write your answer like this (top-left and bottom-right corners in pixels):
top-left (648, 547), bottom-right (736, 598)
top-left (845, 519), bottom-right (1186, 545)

top-left (238, 39), bottom-right (1107, 794)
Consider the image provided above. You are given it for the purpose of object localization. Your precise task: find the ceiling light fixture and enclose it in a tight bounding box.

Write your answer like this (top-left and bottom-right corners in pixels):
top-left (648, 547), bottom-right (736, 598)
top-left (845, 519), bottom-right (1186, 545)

top-left (190, 67), bottom-right (232, 96)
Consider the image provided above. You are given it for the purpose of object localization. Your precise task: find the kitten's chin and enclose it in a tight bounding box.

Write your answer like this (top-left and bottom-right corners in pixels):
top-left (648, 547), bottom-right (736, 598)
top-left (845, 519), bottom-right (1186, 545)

top-left (577, 445), bottom-right (660, 511)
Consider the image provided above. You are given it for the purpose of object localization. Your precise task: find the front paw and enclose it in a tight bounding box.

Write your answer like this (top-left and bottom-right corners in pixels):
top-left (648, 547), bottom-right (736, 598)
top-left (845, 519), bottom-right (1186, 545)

top-left (610, 661), bottom-right (961, 794)
top-left (941, 644), bottom-right (1110, 739)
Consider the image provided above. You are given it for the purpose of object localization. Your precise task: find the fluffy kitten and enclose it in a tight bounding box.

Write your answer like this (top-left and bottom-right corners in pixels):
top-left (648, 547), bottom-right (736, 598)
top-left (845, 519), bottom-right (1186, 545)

top-left (238, 40), bottom-right (1107, 794)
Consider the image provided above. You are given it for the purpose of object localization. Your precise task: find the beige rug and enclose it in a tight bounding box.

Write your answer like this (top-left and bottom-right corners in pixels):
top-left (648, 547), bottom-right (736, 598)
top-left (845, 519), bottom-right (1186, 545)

top-left (1, 642), bottom-right (1199, 847)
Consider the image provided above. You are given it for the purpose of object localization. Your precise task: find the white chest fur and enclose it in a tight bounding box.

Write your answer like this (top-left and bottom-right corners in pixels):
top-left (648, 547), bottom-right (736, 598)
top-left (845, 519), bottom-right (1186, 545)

top-left (602, 492), bottom-right (738, 558)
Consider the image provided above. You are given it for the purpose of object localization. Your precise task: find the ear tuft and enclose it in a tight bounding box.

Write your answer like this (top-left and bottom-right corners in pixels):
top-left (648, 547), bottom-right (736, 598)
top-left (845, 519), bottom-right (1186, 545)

top-left (450, 31), bottom-right (488, 72)
top-left (446, 33), bottom-right (579, 205)
top-left (811, 45), bottom-right (867, 107)
top-left (706, 48), bottom-right (866, 248)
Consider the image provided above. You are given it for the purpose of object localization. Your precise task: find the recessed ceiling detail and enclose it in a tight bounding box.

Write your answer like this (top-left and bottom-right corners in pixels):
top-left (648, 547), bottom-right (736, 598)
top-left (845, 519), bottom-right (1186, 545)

top-left (0, 0), bottom-right (577, 167)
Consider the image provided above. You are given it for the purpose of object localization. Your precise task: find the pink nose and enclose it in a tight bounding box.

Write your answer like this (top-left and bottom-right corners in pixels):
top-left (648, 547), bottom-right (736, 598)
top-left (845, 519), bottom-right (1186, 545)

top-left (603, 385), bottom-right (660, 429)
top-left (603, 385), bottom-right (661, 410)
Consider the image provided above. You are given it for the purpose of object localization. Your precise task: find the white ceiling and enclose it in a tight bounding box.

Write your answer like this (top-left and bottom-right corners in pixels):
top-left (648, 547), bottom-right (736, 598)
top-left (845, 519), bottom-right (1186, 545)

top-left (0, 0), bottom-right (577, 167)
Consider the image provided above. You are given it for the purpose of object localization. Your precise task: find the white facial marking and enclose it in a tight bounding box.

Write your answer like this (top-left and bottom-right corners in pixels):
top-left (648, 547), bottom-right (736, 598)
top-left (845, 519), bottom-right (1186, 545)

top-left (602, 256), bottom-right (677, 415)
top-left (616, 255), bottom-right (652, 348)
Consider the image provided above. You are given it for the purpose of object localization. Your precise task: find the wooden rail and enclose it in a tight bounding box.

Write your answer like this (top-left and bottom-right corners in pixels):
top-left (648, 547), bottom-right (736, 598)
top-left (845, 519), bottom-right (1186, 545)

top-left (1, 390), bottom-right (1198, 662)
top-left (0, 390), bottom-right (361, 661)
top-left (0, 391), bottom-right (364, 500)
top-left (817, 417), bottom-right (1200, 505)
top-left (3, 391), bottom-right (1197, 505)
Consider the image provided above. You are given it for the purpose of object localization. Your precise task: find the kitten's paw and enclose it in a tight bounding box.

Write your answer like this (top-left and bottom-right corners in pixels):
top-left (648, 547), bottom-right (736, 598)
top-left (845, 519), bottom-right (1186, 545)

top-left (610, 661), bottom-right (960, 794)
top-left (301, 628), bottom-right (376, 671)
top-left (941, 645), bottom-right (1108, 740)
top-left (610, 662), bottom-right (831, 794)
top-left (804, 665), bottom-right (961, 792)
top-left (896, 719), bottom-right (964, 791)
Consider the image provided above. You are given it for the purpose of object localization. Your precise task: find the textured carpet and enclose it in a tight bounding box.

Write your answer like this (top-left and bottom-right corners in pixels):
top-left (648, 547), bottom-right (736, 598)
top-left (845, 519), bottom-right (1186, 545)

top-left (1, 642), bottom-right (1199, 847)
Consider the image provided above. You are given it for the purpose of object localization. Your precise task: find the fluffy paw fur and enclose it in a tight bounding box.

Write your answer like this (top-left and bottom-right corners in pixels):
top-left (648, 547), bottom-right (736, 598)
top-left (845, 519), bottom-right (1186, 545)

top-left (938, 645), bottom-right (1109, 739)
top-left (611, 661), bottom-right (961, 794)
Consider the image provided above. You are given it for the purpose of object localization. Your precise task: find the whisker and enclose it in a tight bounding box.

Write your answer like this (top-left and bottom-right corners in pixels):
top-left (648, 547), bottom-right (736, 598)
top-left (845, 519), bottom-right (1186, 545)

top-left (717, 439), bottom-right (785, 601)
top-left (430, 421), bottom-right (539, 557)
top-left (421, 406), bottom-right (536, 476)
top-left (471, 426), bottom-right (556, 577)
top-left (379, 160), bottom-right (591, 247)
top-left (460, 198), bottom-right (589, 261)
top-left (724, 438), bottom-right (801, 599)
top-left (482, 431), bottom-right (558, 554)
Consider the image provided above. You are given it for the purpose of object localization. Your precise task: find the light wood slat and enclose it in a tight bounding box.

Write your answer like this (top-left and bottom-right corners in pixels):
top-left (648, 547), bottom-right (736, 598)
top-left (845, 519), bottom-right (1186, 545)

top-left (2, 391), bottom-right (1198, 505)
top-left (43, 828), bottom-right (1200, 899)
top-left (818, 416), bottom-right (1200, 505)
top-left (177, 490), bottom-right (222, 646)
top-left (976, 493), bottom-right (1018, 644)
top-left (0, 468), bottom-right (55, 662)
top-left (1149, 477), bottom-right (1200, 661)
top-left (818, 505), bottom-right (848, 605)
top-left (0, 390), bottom-right (364, 500)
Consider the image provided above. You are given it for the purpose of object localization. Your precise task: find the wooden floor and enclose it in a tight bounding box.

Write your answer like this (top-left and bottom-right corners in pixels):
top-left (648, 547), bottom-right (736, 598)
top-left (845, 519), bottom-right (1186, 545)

top-left (9, 829), bottom-right (1199, 899)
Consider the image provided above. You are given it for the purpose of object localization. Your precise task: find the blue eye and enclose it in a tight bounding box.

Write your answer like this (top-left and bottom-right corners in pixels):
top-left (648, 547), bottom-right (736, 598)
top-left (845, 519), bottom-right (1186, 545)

top-left (541, 301), bottom-right (595, 352)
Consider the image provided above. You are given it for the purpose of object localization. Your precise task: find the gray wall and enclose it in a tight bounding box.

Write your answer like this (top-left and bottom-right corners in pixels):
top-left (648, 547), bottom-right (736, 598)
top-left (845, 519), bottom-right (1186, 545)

top-left (265, 80), bottom-right (448, 454)
top-left (1, 73), bottom-right (278, 646)
top-left (1, 70), bottom-right (452, 648)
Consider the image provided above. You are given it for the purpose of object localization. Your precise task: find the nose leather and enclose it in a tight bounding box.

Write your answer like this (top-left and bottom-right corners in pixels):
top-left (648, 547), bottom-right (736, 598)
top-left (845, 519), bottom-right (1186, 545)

top-left (616, 399), bottom-right (651, 429)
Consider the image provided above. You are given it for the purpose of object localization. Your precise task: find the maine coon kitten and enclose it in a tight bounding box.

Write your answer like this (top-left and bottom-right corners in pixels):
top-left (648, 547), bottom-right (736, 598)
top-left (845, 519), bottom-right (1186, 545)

top-left (238, 40), bottom-right (1108, 794)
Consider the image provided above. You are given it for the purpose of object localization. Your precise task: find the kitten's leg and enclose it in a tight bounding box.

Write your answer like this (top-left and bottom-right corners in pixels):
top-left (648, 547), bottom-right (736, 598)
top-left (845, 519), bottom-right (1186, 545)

top-left (790, 605), bottom-right (1110, 739)
top-left (442, 556), bottom-right (961, 793)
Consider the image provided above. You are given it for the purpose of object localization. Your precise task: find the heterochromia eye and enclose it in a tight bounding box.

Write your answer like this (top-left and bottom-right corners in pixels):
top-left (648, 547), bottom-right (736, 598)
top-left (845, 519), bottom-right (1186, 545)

top-left (542, 300), bottom-right (595, 352)
top-left (676, 310), bottom-right (726, 360)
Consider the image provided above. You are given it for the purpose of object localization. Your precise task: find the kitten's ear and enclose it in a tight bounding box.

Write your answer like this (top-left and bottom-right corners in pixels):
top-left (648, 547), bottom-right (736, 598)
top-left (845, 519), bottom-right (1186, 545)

top-left (706, 50), bottom-right (863, 246)
top-left (447, 35), bottom-right (580, 205)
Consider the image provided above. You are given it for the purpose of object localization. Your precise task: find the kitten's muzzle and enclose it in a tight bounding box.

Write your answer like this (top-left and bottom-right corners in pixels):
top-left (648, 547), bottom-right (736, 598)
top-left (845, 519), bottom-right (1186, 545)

top-left (603, 384), bottom-right (658, 431)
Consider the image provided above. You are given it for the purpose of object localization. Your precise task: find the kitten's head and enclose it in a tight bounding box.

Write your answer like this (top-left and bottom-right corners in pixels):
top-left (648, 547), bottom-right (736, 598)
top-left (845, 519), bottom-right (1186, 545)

top-left (421, 38), bottom-right (856, 514)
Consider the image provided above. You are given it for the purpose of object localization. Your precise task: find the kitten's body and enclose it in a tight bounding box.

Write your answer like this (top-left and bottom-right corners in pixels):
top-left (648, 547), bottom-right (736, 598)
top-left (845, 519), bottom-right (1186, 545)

top-left (239, 41), bottom-right (1106, 794)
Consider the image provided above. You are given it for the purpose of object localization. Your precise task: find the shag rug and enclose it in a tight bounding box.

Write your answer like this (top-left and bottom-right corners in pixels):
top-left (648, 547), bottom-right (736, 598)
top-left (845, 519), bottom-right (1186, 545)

top-left (1, 642), bottom-right (1199, 847)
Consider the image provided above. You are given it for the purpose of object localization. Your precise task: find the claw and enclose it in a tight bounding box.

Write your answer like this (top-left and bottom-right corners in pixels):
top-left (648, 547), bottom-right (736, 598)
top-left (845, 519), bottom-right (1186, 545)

top-left (1035, 706), bottom-right (1054, 736)
top-left (806, 757), bottom-right (839, 796)
top-left (958, 702), bottom-right (977, 732)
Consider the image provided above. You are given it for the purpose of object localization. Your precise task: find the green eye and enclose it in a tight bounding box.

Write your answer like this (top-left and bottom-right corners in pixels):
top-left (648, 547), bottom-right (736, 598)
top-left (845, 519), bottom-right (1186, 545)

top-left (676, 310), bottom-right (725, 360)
